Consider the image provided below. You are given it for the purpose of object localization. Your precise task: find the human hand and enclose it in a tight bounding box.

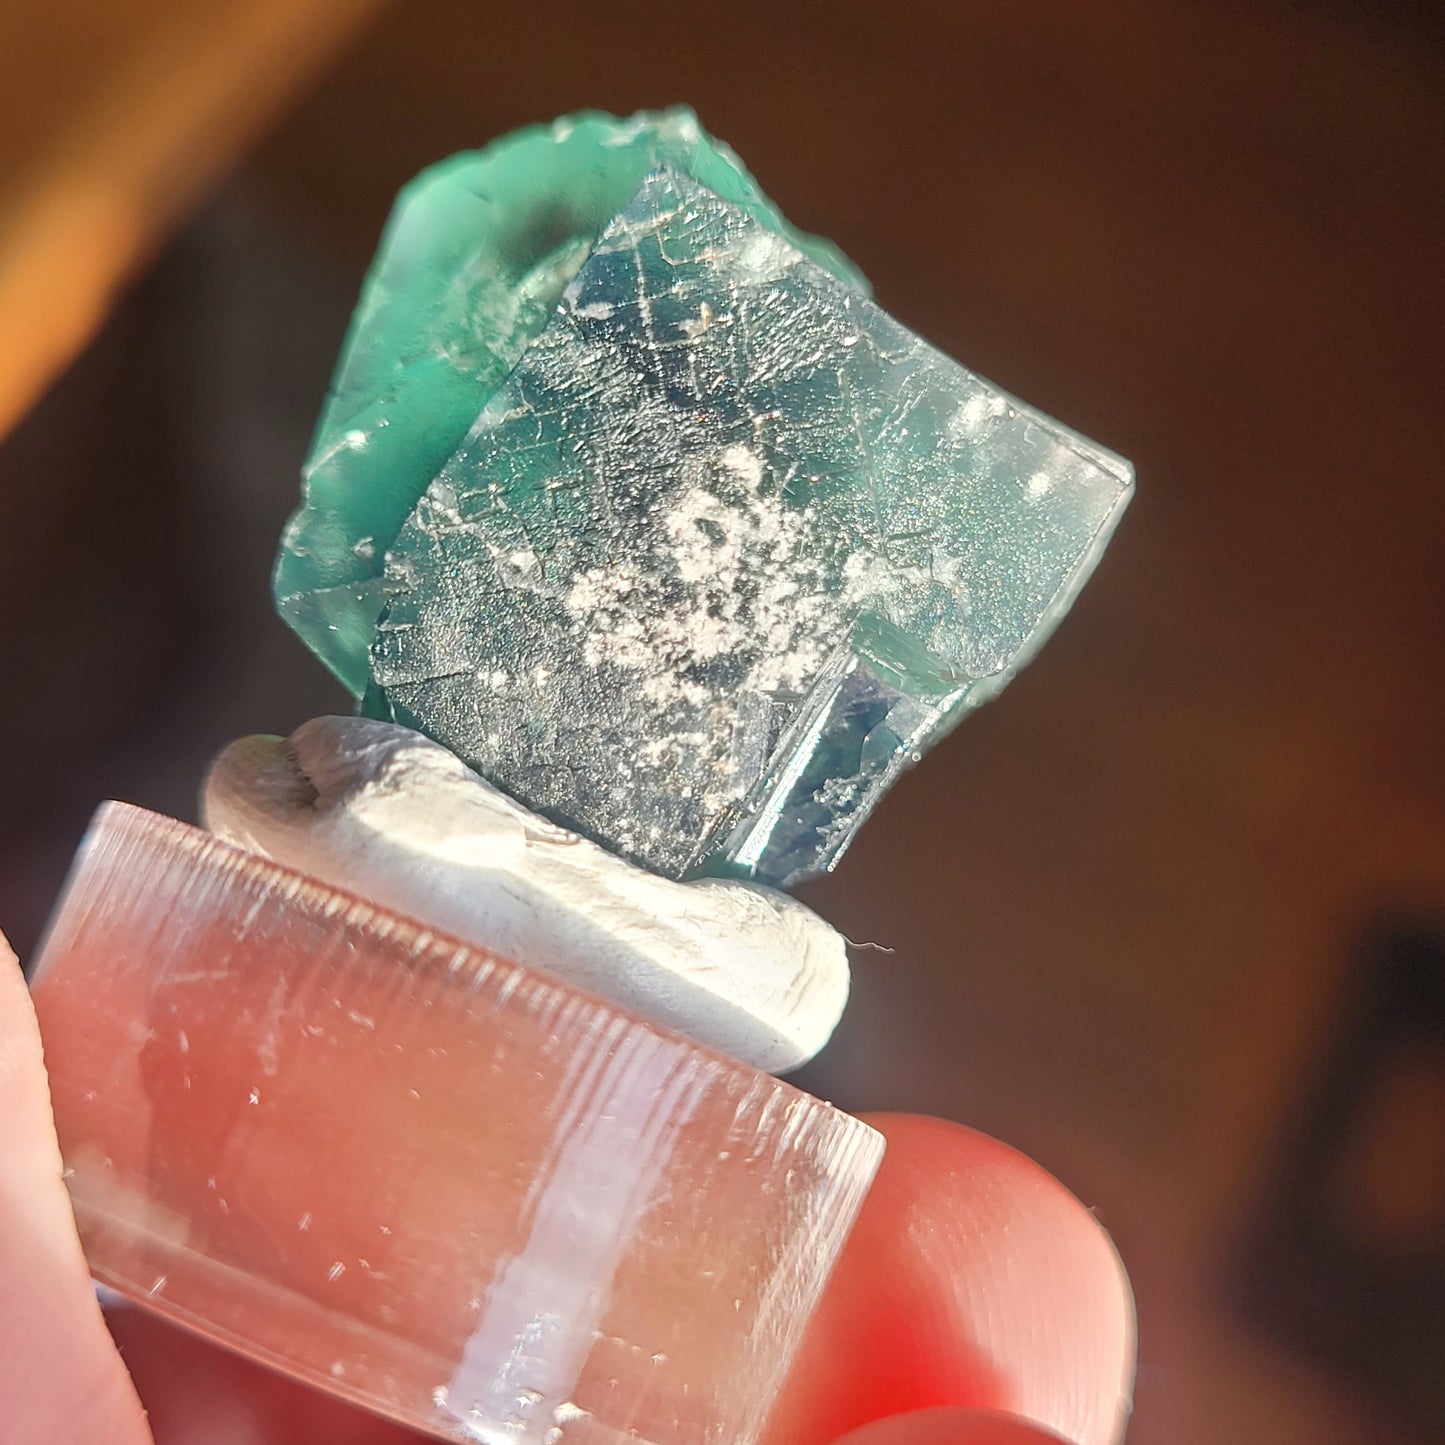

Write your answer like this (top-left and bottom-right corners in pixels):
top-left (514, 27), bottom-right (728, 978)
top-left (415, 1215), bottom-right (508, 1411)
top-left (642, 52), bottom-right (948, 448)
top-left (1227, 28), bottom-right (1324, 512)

top-left (0, 934), bottom-right (1134, 1445)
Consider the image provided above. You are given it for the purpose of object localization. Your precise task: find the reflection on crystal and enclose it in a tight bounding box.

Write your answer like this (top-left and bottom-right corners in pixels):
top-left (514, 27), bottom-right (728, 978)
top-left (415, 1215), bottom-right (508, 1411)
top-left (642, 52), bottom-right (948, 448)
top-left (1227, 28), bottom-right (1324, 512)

top-left (274, 108), bottom-right (864, 695)
top-left (723, 626), bottom-right (966, 888)
top-left (367, 166), bottom-right (1132, 882)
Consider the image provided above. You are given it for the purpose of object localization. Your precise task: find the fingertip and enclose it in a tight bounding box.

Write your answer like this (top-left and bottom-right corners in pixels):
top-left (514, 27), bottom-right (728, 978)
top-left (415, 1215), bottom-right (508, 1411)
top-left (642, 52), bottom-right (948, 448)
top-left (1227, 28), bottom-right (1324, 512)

top-left (872, 1114), bottom-right (1135, 1443)
top-left (765, 1113), bottom-right (1134, 1445)
top-left (829, 1406), bottom-right (1075, 1445)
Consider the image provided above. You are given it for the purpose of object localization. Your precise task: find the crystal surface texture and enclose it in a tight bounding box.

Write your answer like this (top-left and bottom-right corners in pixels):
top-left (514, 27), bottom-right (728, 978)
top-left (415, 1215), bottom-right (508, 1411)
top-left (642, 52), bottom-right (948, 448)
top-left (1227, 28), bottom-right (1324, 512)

top-left (30, 804), bottom-right (884, 1445)
top-left (368, 167), bottom-right (1133, 883)
top-left (274, 108), bottom-right (865, 695)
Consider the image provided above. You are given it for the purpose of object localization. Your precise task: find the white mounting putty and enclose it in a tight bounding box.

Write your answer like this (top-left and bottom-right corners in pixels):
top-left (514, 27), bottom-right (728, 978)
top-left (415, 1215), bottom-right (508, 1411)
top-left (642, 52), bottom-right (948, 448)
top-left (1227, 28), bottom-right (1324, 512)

top-left (202, 716), bottom-right (850, 1072)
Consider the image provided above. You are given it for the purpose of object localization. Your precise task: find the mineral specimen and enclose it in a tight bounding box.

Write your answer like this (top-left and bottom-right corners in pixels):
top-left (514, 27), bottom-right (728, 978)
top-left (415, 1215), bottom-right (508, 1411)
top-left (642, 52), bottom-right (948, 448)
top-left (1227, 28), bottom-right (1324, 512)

top-left (275, 108), bottom-right (863, 696)
top-left (276, 111), bottom-right (1132, 886)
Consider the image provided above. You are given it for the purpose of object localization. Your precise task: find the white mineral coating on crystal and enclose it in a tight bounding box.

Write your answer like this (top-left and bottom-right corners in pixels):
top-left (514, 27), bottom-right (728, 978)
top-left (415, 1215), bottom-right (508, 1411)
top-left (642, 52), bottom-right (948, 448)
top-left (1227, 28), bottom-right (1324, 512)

top-left (202, 716), bottom-right (849, 1072)
top-left (368, 166), bottom-right (1133, 887)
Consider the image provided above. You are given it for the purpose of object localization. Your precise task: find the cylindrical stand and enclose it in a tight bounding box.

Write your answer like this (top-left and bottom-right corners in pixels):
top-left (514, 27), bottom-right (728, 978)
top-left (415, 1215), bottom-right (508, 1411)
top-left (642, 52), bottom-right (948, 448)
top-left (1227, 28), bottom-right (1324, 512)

top-left (31, 803), bottom-right (883, 1445)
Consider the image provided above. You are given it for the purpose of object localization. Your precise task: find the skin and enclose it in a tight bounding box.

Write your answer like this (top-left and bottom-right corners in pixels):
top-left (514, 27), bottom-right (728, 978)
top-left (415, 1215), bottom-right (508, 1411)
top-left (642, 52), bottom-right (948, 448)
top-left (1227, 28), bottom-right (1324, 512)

top-left (0, 932), bottom-right (1134, 1445)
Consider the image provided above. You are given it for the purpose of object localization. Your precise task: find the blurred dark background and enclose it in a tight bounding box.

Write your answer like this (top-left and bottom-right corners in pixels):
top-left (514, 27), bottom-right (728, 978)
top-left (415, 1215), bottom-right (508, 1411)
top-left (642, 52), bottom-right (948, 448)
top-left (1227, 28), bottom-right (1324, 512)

top-left (2, 2), bottom-right (1443, 1442)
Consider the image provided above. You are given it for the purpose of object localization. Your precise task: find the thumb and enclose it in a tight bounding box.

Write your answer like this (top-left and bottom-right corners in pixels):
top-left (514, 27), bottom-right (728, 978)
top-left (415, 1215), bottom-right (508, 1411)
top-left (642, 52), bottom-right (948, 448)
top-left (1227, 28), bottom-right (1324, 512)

top-left (0, 930), bottom-right (151, 1445)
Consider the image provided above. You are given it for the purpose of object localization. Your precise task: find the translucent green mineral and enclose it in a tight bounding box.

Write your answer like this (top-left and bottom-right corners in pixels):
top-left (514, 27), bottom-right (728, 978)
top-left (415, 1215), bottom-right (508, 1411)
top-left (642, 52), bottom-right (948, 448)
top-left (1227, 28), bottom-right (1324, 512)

top-left (276, 111), bottom-right (1132, 887)
top-left (275, 108), bottom-right (864, 695)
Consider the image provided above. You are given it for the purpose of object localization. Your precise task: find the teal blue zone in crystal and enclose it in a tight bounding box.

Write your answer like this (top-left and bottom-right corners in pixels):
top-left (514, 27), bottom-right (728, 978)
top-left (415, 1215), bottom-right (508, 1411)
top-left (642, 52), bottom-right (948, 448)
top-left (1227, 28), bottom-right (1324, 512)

top-left (365, 167), bottom-right (1133, 885)
top-left (273, 108), bottom-right (867, 695)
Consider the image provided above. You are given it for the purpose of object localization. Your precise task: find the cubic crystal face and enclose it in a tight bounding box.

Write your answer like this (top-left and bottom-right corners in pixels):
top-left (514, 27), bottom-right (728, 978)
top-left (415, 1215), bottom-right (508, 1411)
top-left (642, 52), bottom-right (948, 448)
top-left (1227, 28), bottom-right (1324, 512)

top-left (363, 165), bottom-right (1133, 884)
top-left (274, 108), bottom-right (865, 696)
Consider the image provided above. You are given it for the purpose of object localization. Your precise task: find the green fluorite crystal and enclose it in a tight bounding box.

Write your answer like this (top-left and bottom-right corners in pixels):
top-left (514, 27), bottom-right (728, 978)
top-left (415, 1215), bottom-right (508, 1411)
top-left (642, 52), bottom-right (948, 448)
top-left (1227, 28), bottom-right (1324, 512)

top-left (276, 111), bottom-right (1132, 887)
top-left (275, 108), bottom-right (864, 695)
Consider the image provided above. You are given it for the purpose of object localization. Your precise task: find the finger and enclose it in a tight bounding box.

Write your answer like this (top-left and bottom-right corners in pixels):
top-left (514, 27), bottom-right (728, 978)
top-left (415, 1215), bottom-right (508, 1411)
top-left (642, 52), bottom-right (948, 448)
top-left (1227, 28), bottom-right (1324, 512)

top-left (830, 1407), bottom-right (1074, 1444)
top-left (0, 931), bottom-right (151, 1445)
top-left (765, 1113), bottom-right (1134, 1445)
